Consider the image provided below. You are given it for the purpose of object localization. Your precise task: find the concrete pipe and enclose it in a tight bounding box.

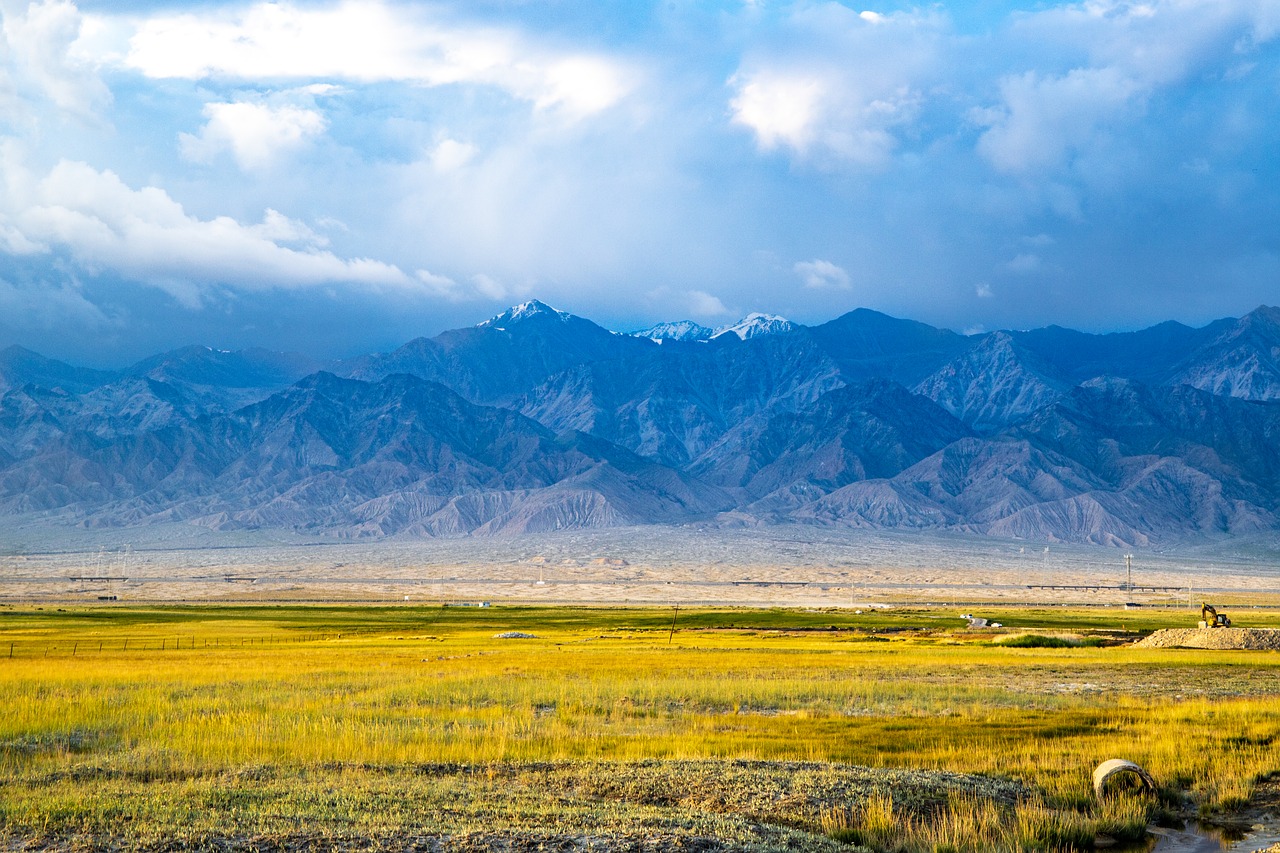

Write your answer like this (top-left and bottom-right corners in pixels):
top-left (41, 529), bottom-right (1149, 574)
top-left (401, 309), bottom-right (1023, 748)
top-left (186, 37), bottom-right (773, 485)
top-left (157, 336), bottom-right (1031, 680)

top-left (1093, 759), bottom-right (1156, 800)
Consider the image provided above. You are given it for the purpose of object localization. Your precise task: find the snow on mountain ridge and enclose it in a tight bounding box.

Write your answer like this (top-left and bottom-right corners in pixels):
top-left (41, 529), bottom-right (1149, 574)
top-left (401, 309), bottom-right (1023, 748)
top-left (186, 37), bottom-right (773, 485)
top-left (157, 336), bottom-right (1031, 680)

top-left (628, 313), bottom-right (798, 342)
top-left (479, 300), bottom-right (572, 330)
top-left (632, 320), bottom-right (715, 342)
top-left (711, 313), bottom-right (797, 340)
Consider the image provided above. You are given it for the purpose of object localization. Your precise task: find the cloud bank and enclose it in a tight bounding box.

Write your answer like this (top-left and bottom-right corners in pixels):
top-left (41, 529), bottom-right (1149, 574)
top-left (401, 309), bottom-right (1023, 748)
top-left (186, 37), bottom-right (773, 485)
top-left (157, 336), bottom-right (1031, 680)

top-left (1, 150), bottom-right (415, 308)
top-left (122, 1), bottom-right (635, 119)
top-left (0, 0), bottom-right (1276, 364)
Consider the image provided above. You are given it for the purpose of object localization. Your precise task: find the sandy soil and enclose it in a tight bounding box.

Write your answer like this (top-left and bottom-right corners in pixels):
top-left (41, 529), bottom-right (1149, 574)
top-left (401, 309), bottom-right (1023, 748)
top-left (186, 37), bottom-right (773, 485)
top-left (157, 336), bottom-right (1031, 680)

top-left (1134, 628), bottom-right (1280, 650)
top-left (2, 524), bottom-right (1278, 607)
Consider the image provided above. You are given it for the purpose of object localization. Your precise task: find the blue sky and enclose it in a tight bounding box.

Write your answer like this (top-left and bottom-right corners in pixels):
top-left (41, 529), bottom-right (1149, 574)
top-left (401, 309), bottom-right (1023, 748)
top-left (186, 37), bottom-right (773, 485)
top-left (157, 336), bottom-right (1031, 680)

top-left (1, 0), bottom-right (1278, 365)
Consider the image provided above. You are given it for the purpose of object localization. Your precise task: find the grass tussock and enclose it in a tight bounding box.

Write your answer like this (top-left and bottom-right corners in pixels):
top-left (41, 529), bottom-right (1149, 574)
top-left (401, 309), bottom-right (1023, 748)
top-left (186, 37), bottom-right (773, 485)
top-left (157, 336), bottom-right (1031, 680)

top-left (994, 633), bottom-right (1105, 649)
top-left (823, 790), bottom-right (1154, 852)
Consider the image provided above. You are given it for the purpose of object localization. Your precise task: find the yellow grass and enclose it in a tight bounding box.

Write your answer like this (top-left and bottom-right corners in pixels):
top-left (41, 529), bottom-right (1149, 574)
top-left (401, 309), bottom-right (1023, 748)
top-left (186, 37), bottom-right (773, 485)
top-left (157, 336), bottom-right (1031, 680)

top-left (1, 604), bottom-right (1278, 850)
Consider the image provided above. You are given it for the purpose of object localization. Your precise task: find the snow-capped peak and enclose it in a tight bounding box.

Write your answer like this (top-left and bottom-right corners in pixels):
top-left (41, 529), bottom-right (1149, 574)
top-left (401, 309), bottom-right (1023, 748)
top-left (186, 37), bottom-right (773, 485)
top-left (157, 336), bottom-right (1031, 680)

top-left (632, 320), bottom-right (714, 342)
top-left (479, 300), bottom-right (571, 330)
top-left (710, 313), bottom-right (797, 341)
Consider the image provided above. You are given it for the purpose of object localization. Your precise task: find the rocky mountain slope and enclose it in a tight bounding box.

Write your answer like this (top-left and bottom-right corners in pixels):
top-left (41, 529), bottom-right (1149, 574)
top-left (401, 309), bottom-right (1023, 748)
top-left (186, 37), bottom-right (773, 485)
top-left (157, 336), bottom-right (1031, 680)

top-left (3, 301), bottom-right (1279, 545)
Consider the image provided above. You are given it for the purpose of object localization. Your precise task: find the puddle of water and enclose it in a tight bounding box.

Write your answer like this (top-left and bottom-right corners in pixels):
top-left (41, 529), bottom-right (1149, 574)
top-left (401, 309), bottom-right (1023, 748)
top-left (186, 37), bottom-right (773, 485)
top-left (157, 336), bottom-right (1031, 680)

top-left (1141, 818), bottom-right (1280, 852)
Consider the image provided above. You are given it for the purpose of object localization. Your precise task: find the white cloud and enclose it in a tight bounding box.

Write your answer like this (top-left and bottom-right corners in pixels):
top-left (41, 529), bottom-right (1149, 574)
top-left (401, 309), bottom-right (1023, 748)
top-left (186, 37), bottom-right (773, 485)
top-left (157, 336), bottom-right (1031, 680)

top-left (1, 0), bottom-right (110, 117)
top-left (430, 138), bottom-right (477, 172)
top-left (179, 101), bottom-right (327, 171)
top-left (471, 273), bottom-right (510, 300)
top-left (1012, 0), bottom-right (1280, 84)
top-left (729, 73), bottom-right (826, 153)
top-left (119, 1), bottom-right (634, 120)
top-left (415, 268), bottom-right (462, 300)
top-left (687, 290), bottom-right (729, 318)
top-left (976, 0), bottom-right (1280, 176)
top-left (975, 67), bottom-right (1141, 175)
top-left (728, 6), bottom-right (943, 167)
top-left (535, 56), bottom-right (632, 116)
top-left (0, 154), bottom-right (415, 306)
top-left (1004, 253), bottom-right (1042, 274)
top-left (414, 269), bottom-right (527, 303)
top-left (793, 258), bottom-right (850, 290)
top-left (2, 0), bottom-right (1274, 354)
top-left (0, 67), bottom-right (14, 119)
top-left (0, 221), bottom-right (45, 254)
top-left (975, 283), bottom-right (993, 298)
top-left (643, 286), bottom-right (730, 320)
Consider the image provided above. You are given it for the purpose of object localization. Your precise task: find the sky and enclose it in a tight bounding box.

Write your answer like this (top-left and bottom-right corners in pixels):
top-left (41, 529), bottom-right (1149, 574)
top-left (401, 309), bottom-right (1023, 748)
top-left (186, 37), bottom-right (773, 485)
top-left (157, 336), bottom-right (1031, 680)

top-left (0, 0), bottom-right (1278, 366)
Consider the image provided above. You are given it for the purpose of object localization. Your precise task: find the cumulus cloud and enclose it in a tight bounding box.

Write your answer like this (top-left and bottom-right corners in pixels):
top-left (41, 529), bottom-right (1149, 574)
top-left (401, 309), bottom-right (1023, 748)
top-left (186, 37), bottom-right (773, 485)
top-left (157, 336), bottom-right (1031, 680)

top-left (118, 1), bottom-right (634, 120)
top-left (975, 67), bottom-right (1142, 175)
top-left (1, 0), bottom-right (109, 118)
top-left (0, 221), bottom-right (45, 254)
top-left (729, 74), bottom-right (827, 153)
top-left (180, 101), bottom-right (327, 170)
top-left (1013, 0), bottom-right (1280, 83)
top-left (2, 0), bottom-right (1278, 358)
top-left (976, 0), bottom-right (1280, 176)
top-left (687, 290), bottom-right (729, 318)
top-left (0, 154), bottom-right (415, 307)
top-left (793, 258), bottom-right (850, 290)
top-left (729, 6), bottom-right (943, 167)
top-left (250, 208), bottom-right (328, 246)
top-left (726, 0), bottom-right (1280, 181)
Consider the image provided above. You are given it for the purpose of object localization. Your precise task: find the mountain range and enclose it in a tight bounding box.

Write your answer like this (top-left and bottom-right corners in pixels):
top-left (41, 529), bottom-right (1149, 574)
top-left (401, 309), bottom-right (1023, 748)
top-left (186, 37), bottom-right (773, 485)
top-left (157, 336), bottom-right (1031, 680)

top-left (3, 300), bottom-right (1279, 546)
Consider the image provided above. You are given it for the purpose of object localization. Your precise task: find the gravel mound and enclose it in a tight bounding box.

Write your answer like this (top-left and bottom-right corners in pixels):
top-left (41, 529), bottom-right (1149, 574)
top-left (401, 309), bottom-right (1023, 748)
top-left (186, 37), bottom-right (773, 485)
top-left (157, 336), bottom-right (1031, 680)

top-left (1134, 628), bottom-right (1280, 650)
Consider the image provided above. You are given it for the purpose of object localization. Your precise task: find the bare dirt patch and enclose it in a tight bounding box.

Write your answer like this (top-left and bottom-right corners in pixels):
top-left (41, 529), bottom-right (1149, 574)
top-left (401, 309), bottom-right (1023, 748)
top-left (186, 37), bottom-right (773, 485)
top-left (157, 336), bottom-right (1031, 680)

top-left (1134, 628), bottom-right (1280, 650)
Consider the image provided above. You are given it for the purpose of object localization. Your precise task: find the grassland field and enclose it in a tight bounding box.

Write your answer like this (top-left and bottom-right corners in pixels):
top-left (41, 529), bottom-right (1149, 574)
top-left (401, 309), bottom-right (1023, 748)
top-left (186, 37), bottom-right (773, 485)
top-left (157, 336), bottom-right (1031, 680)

top-left (2, 601), bottom-right (1280, 852)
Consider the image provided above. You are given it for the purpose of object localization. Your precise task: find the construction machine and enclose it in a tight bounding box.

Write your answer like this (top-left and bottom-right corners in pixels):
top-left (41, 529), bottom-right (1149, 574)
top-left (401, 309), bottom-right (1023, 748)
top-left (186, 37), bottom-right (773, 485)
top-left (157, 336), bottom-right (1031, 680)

top-left (1200, 603), bottom-right (1231, 629)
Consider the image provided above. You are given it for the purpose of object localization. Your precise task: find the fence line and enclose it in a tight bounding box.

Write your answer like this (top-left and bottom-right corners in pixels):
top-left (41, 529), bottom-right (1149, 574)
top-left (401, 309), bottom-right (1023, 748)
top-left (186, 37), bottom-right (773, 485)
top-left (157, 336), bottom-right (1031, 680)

top-left (0, 633), bottom-right (357, 659)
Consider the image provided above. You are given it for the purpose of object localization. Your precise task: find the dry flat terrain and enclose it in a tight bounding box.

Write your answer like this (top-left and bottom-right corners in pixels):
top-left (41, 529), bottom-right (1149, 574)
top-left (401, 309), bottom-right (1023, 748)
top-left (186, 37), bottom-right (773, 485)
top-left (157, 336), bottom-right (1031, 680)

top-left (3, 603), bottom-right (1280, 851)
top-left (2, 525), bottom-right (1278, 606)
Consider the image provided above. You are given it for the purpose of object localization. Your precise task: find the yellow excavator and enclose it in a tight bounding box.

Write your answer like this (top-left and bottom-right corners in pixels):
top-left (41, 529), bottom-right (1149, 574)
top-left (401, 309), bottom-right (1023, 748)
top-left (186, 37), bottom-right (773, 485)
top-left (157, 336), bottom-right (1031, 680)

top-left (1200, 603), bottom-right (1231, 629)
